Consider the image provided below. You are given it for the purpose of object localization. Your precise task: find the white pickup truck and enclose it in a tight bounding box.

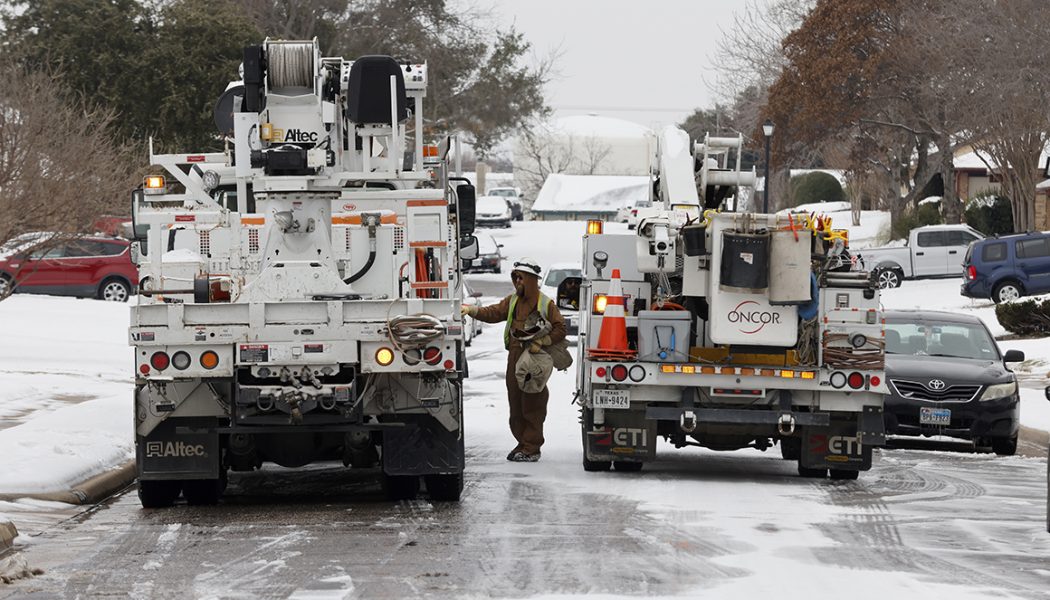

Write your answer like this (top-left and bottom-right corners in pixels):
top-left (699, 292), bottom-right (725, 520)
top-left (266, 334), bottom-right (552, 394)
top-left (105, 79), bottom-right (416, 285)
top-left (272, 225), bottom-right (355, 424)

top-left (857, 224), bottom-right (984, 288)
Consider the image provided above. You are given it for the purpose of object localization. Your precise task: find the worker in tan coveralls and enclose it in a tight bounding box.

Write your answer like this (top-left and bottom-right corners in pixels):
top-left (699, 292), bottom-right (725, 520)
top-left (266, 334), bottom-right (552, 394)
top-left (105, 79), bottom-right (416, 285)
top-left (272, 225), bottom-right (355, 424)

top-left (462, 257), bottom-right (566, 462)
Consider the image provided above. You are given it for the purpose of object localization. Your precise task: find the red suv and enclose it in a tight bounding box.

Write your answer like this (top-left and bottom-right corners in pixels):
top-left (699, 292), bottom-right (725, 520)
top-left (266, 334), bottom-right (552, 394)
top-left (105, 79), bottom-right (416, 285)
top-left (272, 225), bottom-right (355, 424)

top-left (0, 236), bottom-right (138, 302)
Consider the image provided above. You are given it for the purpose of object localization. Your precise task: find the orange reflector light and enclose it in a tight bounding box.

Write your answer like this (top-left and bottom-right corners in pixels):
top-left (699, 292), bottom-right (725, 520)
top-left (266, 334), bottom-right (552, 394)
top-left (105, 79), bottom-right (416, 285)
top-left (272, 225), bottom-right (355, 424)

top-left (376, 347), bottom-right (395, 366)
top-left (199, 350), bottom-right (219, 370)
top-left (701, 366), bottom-right (716, 374)
top-left (661, 365), bottom-right (675, 373)
top-left (739, 367), bottom-right (755, 376)
top-left (801, 371), bottom-right (816, 380)
top-left (780, 370), bottom-right (795, 378)
top-left (760, 369), bottom-right (776, 377)
top-left (593, 294), bottom-right (609, 314)
top-left (682, 365), bottom-right (696, 374)
top-left (720, 366), bottom-right (735, 375)
top-left (144, 175), bottom-right (164, 189)
top-left (423, 144), bottom-right (439, 157)
top-left (586, 220), bottom-right (603, 235)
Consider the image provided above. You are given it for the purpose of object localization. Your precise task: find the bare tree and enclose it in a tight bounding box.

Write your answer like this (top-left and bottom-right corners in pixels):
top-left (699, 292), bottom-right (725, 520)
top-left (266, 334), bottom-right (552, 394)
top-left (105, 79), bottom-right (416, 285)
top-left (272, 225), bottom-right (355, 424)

top-left (0, 62), bottom-right (139, 282)
top-left (513, 120), bottom-right (612, 199)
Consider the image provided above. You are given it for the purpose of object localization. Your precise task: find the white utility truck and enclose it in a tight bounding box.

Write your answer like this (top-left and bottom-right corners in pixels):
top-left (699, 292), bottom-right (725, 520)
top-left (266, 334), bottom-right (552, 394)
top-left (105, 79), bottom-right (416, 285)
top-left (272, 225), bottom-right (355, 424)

top-left (559, 127), bottom-right (888, 479)
top-left (129, 39), bottom-right (479, 506)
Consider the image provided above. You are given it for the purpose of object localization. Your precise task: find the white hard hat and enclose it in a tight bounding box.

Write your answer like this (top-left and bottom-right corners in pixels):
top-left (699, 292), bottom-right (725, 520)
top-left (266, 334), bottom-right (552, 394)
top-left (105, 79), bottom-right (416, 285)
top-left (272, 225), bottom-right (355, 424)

top-left (512, 257), bottom-right (543, 279)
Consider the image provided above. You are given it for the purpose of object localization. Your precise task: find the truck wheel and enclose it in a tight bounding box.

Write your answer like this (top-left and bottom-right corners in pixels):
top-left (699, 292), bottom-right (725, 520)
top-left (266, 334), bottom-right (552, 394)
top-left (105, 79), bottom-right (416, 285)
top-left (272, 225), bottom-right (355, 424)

top-left (138, 480), bottom-right (182, 508)
top-left (875, 268), bottom-right (902, 289)
top-left (829, 469), bottom-right (860, 481)
top-left (993, 281), bottom-right (1022, 304)
top-left (797, 464), bottom-right (828, 478)
top-left (424, 473), bottom-right (463, 502)
top-left (183, 474), bottom-right (227, 506)
top-left (583, 456), bottom-right (612, 472)
top-left (383, 474), bottom-right (420, 501)
top-left (780, 438), bottom-right (801, 461)
top-left (613, 461), bottom-right (643, 472)
top-left (991, 435), bottom-right (1017, 456)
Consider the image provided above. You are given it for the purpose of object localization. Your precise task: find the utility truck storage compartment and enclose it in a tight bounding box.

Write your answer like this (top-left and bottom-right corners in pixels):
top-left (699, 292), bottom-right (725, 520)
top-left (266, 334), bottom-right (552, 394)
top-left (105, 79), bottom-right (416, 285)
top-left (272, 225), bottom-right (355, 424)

top-left (637, 310), bottom-right (691, 362)
top-left (720, 231), bottom-right (769, 293)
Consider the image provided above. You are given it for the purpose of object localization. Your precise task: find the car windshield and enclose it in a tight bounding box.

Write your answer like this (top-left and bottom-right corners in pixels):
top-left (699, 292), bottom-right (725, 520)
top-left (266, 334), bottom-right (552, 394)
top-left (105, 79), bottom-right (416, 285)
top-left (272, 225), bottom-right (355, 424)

top-left (545, 268), bottom-right (583, 288)
top-left (477, 236), bottom-right (499, 254)
top-left (477, 197), bottom-right (509, 211)
top-left (487, 188), bottom-right (516, 197)
top-left (884, 319), bottom-right (999, 360)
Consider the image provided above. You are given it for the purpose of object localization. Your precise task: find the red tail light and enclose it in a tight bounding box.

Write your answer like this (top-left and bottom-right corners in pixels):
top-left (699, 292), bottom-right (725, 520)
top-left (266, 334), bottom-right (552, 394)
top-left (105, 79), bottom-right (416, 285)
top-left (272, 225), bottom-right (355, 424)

top-left (150, 351), bottom-right (170, 371)
top-left (847, 372), bottom-right (864, 389)
top-left (611, 364), bottom-right (628, 382)
top-left (423, 346), bottom-right (442, 366)
top-left (595, 367), bottom-right (608, 378)
top-left (966, 265), bottom-right (976, 280)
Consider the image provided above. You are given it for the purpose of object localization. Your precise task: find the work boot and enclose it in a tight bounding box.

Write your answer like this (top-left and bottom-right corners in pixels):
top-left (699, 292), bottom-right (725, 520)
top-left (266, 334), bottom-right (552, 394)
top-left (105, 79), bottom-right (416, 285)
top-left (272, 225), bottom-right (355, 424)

top-left (506, 445), bottom-right (524, 461)
top-left (509, 451), bottom-right (540, 462)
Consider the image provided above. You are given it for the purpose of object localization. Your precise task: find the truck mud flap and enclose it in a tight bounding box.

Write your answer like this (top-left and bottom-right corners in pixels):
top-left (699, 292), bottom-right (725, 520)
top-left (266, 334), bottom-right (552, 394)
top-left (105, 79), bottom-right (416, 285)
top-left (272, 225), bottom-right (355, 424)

top-left (585, 412), bottom-right (657, 461)
top-left (137, 418), bottom-right (221, 480)
top-left (799, 422), bottom-right (873, 471)
top-left (382, 416), bottom-right (464, 476)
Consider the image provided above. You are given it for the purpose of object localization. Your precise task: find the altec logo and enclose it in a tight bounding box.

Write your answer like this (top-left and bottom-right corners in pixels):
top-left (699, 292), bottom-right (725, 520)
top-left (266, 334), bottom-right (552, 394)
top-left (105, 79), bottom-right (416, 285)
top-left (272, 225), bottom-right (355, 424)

top-left (283, 129), bottom-right (318, 143)
top-left (727, 300), bottom-right (782, 334)
top-left (146, 441), bottom-right (207, 459)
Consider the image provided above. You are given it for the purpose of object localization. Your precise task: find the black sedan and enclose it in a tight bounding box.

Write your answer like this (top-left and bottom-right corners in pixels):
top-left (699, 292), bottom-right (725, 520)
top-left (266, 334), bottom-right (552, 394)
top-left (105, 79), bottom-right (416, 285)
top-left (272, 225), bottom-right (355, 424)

top-left (883, 310), bottom-right (1024, 455)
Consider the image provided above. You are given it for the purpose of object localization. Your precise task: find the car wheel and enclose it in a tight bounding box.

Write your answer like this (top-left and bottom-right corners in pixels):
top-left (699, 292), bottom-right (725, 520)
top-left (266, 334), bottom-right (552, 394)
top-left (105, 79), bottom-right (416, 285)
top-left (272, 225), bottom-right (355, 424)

top-left (875, 267), bottom-right (902, 289)
top-left (993, 281), bottom-right (1022, 304)
top-left (0, 274), bottom-right (13, 298)
top-left (99, 277), bottom-right (131, 302)
top-left (991, 435), bottom-right (1017, 456)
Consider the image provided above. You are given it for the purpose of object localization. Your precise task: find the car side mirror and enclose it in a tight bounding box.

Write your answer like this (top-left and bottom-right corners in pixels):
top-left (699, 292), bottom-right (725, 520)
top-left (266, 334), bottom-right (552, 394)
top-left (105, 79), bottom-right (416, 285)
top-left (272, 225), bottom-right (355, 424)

top-left (456, 183), bottom-right (476, 237)
top-left (556, 276), bottom-right (583, 311)
top-left (470, 290), bottom-right (483, 299)
top-left (1003, 349), bottom-right (1025, 363)
top-left (460, 235), bottom-right (479, 261)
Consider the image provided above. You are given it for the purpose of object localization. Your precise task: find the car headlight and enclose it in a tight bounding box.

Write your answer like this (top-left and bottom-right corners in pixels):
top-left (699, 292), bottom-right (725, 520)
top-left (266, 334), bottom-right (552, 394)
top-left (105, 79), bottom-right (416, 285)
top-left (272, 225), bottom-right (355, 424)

top-left (979, 381), bottom-right (1017, 401)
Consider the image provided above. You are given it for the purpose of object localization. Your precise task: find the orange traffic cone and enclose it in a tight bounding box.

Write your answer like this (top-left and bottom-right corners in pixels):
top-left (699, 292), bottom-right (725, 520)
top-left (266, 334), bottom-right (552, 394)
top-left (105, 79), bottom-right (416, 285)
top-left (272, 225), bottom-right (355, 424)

top-left (588, 269), bottom-right (637, 361)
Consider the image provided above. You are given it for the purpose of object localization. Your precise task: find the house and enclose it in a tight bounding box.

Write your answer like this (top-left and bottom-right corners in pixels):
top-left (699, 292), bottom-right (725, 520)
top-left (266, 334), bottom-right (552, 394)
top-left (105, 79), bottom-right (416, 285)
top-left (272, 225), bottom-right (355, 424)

top-left (530, 173), bottom-right (649, 221)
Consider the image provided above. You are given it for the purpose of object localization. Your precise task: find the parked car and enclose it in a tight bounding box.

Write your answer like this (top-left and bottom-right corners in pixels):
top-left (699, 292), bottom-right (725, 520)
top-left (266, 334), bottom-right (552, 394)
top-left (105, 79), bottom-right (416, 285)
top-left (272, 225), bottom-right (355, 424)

top-left (462, 283), bottom-right (484, 346)
top-left (0, 235), bottom-right (138, 302)
top-left (486, 187), bottom-right (525, 221)
top-left (857, 224), bottom-right (984, 288)
top-left (617, 199), bottom-right (653, 230)
top-left (883, 309), bottom-right (1024, 455)
top-left (463, 235), bottom-right (504, 274)
top-left (962, 230), bottom-right (1050, 303)
top-left (475, 196), bottom-right (513, 228)
top-left (541, 262), bottom-right (583, 336)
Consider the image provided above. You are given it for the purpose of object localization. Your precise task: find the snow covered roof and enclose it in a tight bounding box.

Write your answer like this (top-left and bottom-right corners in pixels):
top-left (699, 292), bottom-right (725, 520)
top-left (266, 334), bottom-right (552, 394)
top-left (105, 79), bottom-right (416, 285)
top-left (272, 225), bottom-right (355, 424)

top-left (954, 145), bottom-right (1050, 172)
top-left (531, 174), bottom-right (650, 214)
top-left (553, 115), bottom-right (653, 139)
top-left (1037, 178), bottom-right (1050, 190)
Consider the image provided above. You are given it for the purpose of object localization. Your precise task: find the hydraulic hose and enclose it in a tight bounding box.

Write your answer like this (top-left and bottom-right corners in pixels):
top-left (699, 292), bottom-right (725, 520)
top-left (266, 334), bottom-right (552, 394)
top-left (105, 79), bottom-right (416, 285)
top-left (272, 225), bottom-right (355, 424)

top-left (344, 218), bottom-right (378, 285)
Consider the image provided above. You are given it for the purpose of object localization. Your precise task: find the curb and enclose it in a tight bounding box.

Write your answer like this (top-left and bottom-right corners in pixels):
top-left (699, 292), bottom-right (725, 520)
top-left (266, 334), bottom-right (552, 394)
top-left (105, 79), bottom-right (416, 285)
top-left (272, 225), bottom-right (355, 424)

top-left (0, 461), bottom-right (136, 505)
top-left (0, 521), bottom-right (15, 553)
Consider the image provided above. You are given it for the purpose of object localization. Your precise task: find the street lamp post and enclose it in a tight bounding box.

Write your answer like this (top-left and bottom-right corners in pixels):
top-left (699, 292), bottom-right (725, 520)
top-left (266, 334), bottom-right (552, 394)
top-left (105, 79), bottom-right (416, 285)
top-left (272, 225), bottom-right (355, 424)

top-left (762, 119), bottom-right (774, 213)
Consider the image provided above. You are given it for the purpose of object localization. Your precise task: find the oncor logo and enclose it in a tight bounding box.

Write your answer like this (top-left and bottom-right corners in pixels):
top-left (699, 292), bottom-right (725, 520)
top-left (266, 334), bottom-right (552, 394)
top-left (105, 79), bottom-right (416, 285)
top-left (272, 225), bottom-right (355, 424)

top-left (726, 300), bottom-right (782, 334)
top-left (146, 441), bottom-right (207, 459)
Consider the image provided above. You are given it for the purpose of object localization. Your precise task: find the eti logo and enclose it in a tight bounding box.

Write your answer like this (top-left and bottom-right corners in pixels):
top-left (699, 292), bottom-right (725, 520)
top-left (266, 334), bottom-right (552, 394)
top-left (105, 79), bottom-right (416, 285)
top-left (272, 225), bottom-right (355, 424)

top-left (146, 441), bottom-right (207, 459)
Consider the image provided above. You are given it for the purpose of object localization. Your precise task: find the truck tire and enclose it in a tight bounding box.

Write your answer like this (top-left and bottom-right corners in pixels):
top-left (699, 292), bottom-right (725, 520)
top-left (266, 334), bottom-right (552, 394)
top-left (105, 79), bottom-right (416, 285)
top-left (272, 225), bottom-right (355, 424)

top-left (992, 281), bottom-right (1022, 304)
top-left (874, 267), bottom-right (902, 289)
top-left (138, 480), bottom-right (182, 508)
top-left (613, 461), bottom-right (643, 472)
top-left (797, 464), bottom-right (828, 478)
top-left (583, 457), bottom-right (611, 471)
top-left (183, 475), bottom-right (226, 506)
top-left (425, 473), bottom-right (464, 502)
top-left (829, 469), bottom-right (860, 481)
top-left (991, 435), bottom-right (1017, 456)
top-left (383, 474), bottom-right (420, 501)
top-left (779, 437), bottom-right (801, 461)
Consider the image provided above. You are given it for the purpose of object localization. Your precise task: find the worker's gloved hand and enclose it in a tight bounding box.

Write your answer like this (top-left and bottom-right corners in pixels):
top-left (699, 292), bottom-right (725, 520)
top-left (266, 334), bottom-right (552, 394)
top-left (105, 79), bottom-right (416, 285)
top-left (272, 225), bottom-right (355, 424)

top-left (460, 304), bottom-right (477, 317)
top-left (529, 341), bottom-right (542, 353)
top-left (536, 335), bottom-right (552, 347)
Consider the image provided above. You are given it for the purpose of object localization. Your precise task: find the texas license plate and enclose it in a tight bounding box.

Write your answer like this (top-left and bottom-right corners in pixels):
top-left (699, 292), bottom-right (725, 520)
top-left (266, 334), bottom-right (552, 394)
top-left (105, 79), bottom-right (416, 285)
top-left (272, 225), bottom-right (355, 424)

top-left (592, 389), bottom-right (630, 409)
top-left (920, 407), bottom-right (951, 426)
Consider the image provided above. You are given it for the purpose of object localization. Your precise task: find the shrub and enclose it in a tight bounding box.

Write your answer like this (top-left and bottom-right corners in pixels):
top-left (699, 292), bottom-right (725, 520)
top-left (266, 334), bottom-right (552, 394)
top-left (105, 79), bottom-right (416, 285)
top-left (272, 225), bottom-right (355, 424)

top-left (790, 172), bottom-right (846, 207)
top-left (890, 202), bottom-right (943, 240)
top-left (964, 193), bottom-right (1014, 236)
top-left (995, 296), bottom-right (1050, 336)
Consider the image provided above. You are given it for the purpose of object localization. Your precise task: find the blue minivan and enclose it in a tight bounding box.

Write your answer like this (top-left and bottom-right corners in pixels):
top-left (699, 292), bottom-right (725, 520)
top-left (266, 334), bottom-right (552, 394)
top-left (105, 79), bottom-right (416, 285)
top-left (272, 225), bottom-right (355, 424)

top-left (961, 231), bottom-right (1050, 303)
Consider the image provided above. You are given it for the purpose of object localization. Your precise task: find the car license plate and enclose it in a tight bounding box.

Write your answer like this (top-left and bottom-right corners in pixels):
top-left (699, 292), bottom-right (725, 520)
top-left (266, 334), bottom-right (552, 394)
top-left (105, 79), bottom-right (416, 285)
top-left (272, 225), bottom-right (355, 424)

top-left (920, 407), bottom-right (951, 426)
top-left (593, 389), bottom-right (630, 409)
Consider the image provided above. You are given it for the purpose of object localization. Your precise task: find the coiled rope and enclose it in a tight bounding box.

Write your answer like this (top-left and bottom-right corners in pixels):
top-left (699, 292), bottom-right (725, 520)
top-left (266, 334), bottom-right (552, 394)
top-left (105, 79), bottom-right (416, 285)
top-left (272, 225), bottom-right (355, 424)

top-left (268, 42), bottom-right (313, 89)
top-left (387, 314), bottom-right (446, 351)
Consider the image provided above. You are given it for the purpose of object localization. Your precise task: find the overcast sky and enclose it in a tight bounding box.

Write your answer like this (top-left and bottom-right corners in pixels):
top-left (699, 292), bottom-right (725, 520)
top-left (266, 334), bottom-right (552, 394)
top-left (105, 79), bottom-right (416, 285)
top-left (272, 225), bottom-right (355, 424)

top-left (483, 0), bottom-right (765, 129)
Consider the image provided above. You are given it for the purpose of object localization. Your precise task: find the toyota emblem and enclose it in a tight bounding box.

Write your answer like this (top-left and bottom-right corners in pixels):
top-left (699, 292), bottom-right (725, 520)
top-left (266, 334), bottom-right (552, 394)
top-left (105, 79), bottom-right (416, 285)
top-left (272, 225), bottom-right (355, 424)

top-left (927, 379), bottom-right (946, 390)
